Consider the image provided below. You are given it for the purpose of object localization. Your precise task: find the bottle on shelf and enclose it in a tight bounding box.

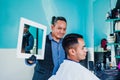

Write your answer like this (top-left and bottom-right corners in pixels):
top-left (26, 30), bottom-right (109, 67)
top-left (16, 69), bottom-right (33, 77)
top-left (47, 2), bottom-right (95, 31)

top-left (116, 9), bottom-right (120, 18)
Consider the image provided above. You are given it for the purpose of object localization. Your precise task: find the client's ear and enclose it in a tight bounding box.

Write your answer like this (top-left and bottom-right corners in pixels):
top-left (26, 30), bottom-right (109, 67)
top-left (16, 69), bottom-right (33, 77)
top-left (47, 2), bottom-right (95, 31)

top-left (68, 48), bottom-right (76, 56)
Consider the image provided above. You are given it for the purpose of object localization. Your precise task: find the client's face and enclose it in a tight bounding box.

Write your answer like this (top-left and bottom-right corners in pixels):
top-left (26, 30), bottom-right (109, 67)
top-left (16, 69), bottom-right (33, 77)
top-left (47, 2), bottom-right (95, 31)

top-left (74, 38), bottom-right (87, 61)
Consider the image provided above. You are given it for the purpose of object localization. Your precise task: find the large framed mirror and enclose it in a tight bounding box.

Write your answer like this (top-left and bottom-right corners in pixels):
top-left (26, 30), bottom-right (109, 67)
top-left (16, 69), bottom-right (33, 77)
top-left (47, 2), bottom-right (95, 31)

top-left (17, 17), bottom-right (47, 59)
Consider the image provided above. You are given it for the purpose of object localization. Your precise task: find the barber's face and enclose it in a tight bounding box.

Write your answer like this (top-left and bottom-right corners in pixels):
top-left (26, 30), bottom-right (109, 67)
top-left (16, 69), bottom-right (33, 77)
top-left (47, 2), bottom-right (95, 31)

top-left (74, 38), bottom-right (87, 61)
top-left (51, 20), bottom-right (67, 41)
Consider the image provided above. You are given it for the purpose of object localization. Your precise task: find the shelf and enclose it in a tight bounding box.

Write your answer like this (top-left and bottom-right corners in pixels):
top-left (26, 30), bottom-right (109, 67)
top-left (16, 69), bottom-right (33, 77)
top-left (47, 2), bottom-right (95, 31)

top-left (114, 30), bottom-right (120, 32)
top-left (94, 51), bottom-right (107, 53)
top-left (107, 43), bottom-right (120, 46)
top-left (106, 18), bottom-right (120, 22)
top-left (115, 56), bottom-right (120, 58)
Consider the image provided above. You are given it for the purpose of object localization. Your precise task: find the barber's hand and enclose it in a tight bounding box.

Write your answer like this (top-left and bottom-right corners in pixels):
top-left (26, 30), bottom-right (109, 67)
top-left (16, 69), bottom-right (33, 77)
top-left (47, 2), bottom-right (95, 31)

top-left (26, 55), bottom-right (36, 64)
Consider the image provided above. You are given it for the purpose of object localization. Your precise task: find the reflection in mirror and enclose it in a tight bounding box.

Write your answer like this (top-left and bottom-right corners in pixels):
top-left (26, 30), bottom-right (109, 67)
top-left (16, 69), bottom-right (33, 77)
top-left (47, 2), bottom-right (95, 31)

top-left (21, 24), bottom-right (44, 55)
top-left (38, 28), bottom-right (44, 55)
top-left (21, 24), bottom-right (35, 54)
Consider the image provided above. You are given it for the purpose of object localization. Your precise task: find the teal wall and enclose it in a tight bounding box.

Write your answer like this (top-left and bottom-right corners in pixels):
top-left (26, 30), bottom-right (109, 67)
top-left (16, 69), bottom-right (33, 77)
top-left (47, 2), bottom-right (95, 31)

top-left (0, 0), bottom-right (47, 48)
top-left (0, 0), bottom-right (117, 48)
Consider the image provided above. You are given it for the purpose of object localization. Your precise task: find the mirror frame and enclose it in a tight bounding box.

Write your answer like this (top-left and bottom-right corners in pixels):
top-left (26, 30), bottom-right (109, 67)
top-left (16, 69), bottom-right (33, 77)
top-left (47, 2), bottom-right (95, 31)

top-left (17, 17), bottom-right (47, 59)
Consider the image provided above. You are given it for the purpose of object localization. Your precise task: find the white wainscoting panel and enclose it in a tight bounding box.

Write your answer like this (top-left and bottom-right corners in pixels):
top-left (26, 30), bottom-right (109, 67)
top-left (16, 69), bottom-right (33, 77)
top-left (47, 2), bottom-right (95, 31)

top-left (0, 49), bottom-right (35, 80)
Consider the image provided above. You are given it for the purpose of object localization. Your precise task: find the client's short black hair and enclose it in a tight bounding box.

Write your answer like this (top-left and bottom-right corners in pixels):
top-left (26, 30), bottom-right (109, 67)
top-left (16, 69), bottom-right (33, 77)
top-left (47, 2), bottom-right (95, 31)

top-left (62, 33), bottom-right (83, 54)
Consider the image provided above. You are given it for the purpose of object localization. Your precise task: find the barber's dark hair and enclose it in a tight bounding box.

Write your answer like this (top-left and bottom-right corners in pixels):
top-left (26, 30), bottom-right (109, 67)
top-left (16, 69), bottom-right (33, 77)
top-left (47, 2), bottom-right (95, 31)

top-left (62, 33), bottom-right (83, 53)
top-left (51, 16), bottom-right (67, 25)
